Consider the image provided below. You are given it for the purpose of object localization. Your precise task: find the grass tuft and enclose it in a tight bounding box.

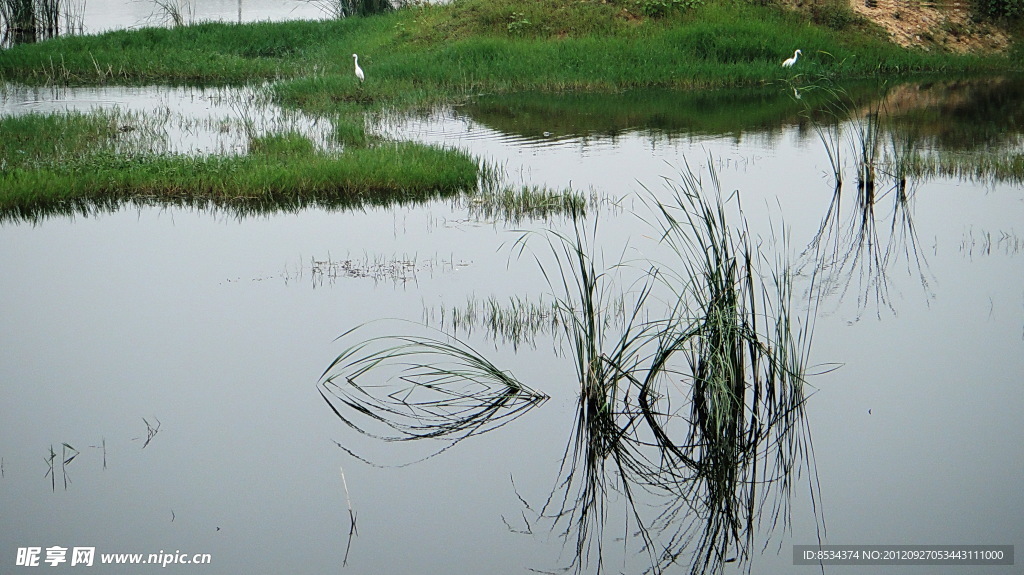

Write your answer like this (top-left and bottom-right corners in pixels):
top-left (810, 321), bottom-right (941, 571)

top-left (321, 159), bottom-right (827, 574)
top-left (318, 319), bottom-right (549, 463)
top-left (0, 110), bottom-right (480, 221)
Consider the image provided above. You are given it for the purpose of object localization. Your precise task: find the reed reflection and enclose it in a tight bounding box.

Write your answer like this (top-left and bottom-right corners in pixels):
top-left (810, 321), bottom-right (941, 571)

top-left (525, 174), bottom-right (824, 575)
top-left (795, 79), bottom-right (942, 317)
top-left (321, 166), bottom-right (827, 574)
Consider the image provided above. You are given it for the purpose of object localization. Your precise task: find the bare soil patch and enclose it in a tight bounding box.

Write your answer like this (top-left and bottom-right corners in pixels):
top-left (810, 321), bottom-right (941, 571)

top-left (849, 0), bottom-right (1012, 53)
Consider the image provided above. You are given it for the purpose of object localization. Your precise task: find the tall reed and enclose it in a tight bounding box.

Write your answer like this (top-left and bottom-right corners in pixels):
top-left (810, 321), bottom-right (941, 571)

top-left (300, 0), bottom-right (400, 19)
top-left (149, 0), bottom-right (192, 27)
top-left (322, 162), bottom-right (825, 574)
top-left (0, 0), bottom-right (82, 46)
top-left (1, 0), bottom-right (37, 44)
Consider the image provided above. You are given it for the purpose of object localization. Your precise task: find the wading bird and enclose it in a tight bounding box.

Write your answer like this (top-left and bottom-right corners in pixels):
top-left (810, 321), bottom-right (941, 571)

top-left (782, 49), bottom-right (802, 68)
top-left (352, 53), bottom-right (364, 83)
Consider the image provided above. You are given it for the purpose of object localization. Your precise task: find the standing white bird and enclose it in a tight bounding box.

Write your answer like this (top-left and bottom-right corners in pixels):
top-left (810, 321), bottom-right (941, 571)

top-left (352, 53), bottom-right (364, 83)
top-left (782, 49), bottom-right (802, 68)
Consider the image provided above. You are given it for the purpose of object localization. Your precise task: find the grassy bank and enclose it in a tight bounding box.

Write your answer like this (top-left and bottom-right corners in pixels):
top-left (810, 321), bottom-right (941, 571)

top-left (0, 0), bottom-right (1019, 213)
top-left (0, 110), bottom-right (479, 220)
top-left (0, 0), bottom-right (1018, 107)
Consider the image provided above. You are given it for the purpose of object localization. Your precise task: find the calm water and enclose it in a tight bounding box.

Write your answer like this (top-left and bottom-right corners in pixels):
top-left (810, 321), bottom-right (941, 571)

top-left (71, 0), bottom-right (326, 35)
top-left (1, 26), bottom-right (1023, 575)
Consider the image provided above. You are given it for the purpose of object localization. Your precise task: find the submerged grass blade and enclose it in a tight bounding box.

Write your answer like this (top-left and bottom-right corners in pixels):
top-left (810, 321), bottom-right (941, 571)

top-left (319, 320), bottom-right (548, 460)
top-left (320, 160), bottom-right (825, 575)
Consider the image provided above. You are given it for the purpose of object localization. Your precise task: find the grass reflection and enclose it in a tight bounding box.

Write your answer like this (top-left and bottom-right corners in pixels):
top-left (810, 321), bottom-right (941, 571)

top-left (321, 164), bottom-right (826, 574)
top-left (318, 320), bottom-right (549, 463)
top-left (0, 106), bottom-right (480, 222)
top-left (794, 76), bottom-right (1024, 189)
top-left (795, 78), bottom-right (940, 317)
top-left (527, 172), bottom-right (823, 575)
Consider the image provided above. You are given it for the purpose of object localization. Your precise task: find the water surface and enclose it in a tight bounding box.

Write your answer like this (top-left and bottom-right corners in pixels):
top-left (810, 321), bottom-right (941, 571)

top-left (1, 74), bottom-right (1023, 574)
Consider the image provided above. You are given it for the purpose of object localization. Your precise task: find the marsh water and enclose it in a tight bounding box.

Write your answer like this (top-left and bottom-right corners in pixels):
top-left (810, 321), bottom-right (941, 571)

top-left (2, 20), bottom-right (1024, 574)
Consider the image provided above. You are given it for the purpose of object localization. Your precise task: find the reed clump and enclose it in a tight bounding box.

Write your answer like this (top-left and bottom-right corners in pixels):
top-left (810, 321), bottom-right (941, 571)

top-left (463, 185), bottom-right (591, 223)
top-left (320, 162), bottom-right (825, 575)
top-left (521, 171), bottom-right (823, 575)
top-left (0, 0), bottom-right (82, 47)
top-left (425, 294), bottom-right (578, 351)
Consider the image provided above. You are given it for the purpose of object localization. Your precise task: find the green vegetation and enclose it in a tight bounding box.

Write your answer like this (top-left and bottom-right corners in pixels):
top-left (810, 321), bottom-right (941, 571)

top-left (462, 184), bottom-right (594, 223)
top-left (0, 0), bottom-right (1017, 104)
top-left (973, 0), bottom-right (1024, 19)
top-left (320, 168), bottom-right (824, 574)
top-left (44, 442), bottom-right (79, 491)
top-left (319, 318), bottom-right (549, 453)
top-left (0, 110), bottom-right (478, 220)
top-left (898, 150), bottom-right (1024, 186)
top-left (0, 0), bottom-right (1019, 212)
top-left (789, 75), bottom-right (1024, 189)
top-left (459, 83), bottom-right (881, 138)
top-left (1, 0), bottom-right (80, 46)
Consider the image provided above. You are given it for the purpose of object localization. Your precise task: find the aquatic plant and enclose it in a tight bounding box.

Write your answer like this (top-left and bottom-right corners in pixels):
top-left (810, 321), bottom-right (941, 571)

top-left (140, 417), bottom-right (161, 449)
top-left (338, 465), bottom-right (358, 566)
top-left (463, 185), bottom-right (590, 224)
top-left (43, 443), bottom-right (79, 491)
top-left (0, 0), bottom-right (81, 46)
top-left (960, 227), bottom-right (1024, 257)
top-left (318, 320), bottom-right (549, 463)
top-left (321, 163), bottom-right (826, 574)
top-left (799, 168), bottom-right (933, 319)
top-left (148, 0), bottom-right (192, 28)
top-left (520, 170), bottom-right (824, 575)
top-left (791, 77), bottom-right (851, 189)
top-left (0, 110), bottom-right (481, 222)
top-left (425, 294), bottom-right (569, 351)
top-left (896, 150), bottom-right (1024, 186)
top-left (300, 0), bottom-right (400, 19)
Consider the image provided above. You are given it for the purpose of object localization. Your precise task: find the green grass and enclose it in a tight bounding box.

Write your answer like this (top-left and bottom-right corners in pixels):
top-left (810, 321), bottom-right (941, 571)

top-left (897, 150), bottom-right (1024, 186)
top-left (527, 174), bottom-right (821, 575)
top-left (0, 0), bottom-right (1016, 107)
top-left (427, 294), bottom-right (568, 350)
top-left (322, 168), bottom-right (825, 573)
top-left (0, 110), bottom-right (479, 220)
top-left (463, 185), bottom-right (592, 223)
top-left (318, 319), bottom-right (549, 457)
top-left (281, 1), bottom-right (1011, 109)
top-left (0, 0), bottom-right (1018, 212)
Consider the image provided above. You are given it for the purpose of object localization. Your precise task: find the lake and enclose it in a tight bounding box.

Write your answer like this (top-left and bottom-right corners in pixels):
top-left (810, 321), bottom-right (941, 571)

top-left (1, 8), bottom-right (1022, 574)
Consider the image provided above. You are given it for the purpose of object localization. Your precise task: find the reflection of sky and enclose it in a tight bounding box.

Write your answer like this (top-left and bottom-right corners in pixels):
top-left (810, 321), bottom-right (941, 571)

top-left (1, 82), bottom-right (1023, 574)
top-left (72, 0), bottom-right (325, 34)
top-left (0, 83), bottom-right (333, 155)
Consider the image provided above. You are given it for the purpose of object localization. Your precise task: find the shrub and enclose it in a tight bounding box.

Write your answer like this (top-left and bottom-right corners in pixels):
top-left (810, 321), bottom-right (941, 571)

top-left (972, 0), bottom-right (1024, 19)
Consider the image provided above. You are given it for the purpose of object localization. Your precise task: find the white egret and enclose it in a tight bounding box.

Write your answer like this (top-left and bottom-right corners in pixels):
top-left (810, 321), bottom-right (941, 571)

top-left (782, 49), bottom-right (802, 68)
top-left (352, 53), bottom-right (364, 83)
